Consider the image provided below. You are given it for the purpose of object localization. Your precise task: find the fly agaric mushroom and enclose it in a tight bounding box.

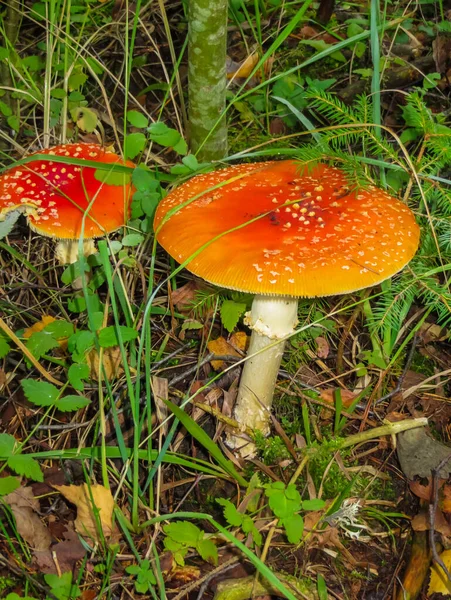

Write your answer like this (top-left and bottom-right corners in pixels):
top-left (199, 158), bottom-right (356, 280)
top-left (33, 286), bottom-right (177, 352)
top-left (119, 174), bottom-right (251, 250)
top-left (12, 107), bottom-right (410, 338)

top-left (0, 143), bottom-right (134, 271)
top-left (154, 160), bottom-right (420, 456)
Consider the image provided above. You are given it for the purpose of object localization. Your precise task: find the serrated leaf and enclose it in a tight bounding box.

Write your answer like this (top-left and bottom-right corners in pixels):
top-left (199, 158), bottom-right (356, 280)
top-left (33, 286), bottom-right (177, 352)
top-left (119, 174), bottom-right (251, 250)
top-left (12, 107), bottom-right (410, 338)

top-left (0, 476), bottom-right (20, 496)
top-left (125, 132), bottom-right (146, 160)
top-left (26, 331), bottom-right (60, 359)
top-left (43, 320), bottom-right (73, 339)
top-left (0, 210), bottom-right (21, 240)
top-left (7, 455), bottom-right (43, 482)
top-left (0, 336), bottom-right (11, 359)
top-left (217, 498), bottom-right (243, 527)
top-left (98, 326), bottom-right (138, 348)
top-left (57, 395), bottom-right (90, 412)
top-left (281, 514), bottom-right (304, 543)
top-left (68, 363), bottom-right (90, 391)
top-left (196, 537), bottom-right (218, 565)
top-left (122, 233), bottom-right (144, 247)
top-left (21, 379), bottom-right (59, 407)
top-left (220, 300), bottom-right (246, 333)
top-left (127, 110), bottom-right (149, 128)
top-left (0, 433), bottom-right (16, 456)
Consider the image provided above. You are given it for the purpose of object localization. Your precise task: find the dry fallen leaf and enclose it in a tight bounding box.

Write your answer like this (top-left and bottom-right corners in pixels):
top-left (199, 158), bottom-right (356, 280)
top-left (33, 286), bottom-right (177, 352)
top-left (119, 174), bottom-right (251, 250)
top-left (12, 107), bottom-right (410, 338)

top-left (87, 346), bottom-right (123, 381)
top-left (411, 509), bottom-right (451, 536)
top-left (53, 483), bottom-right (117, 542)
top-left (3, 486), bottom-right (52, 551)
top-left (428, 548), bottom-right (451, 595)
top-left (33, 527), bottom-right (86, 574)
top-left (207, 332), bottom-right (246, 371)
top-left (171, 280), bottom-right (208, 312)
top-left (315, 336), bottom-right (330, 359)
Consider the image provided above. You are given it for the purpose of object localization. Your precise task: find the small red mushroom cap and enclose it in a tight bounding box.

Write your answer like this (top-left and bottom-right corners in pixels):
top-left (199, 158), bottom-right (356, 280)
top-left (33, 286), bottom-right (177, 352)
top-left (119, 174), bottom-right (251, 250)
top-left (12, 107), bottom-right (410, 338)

top-left (154, 160), bottom-right (420, 297)
top-left (0, 143), bottom-right (135, 239)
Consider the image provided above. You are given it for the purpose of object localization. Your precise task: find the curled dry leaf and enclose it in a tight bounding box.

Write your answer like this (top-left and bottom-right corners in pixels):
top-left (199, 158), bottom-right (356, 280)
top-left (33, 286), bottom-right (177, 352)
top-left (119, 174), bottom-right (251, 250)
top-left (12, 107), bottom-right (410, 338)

top-left (53, 483), bottom-right (118, 543)
top-left (86, 346), bottom-right (123, 381)
top-left (3, 486), bottom-right (52, 550)
top-left (315, 335), bottom-right (330, 359)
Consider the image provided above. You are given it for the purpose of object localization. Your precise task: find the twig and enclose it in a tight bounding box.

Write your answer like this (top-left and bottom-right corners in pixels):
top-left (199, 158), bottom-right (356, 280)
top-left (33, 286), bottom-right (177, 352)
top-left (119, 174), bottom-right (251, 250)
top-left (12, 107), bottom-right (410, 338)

top-left (168, 354), bottom-right (240, 386)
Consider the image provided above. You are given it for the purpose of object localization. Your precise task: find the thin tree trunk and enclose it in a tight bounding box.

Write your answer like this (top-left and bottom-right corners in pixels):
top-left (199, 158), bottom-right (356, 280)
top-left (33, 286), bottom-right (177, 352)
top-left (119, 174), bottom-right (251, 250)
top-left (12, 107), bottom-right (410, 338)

top-left (188, 0), bottom-right (228, 161)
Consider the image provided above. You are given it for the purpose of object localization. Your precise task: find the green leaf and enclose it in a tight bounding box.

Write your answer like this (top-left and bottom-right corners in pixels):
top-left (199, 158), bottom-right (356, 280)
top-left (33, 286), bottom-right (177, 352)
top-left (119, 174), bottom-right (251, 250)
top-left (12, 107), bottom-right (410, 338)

top-left (44, 320), bottom-right (73, 339)
top-left (68, 363), bottom-right (90, 391)
top-left (44, 572), bottom-right (81, 600)
top-left (0, 100), bottom-right (12, 117)
top-left (0, 47), bottom-right (9, 60)
top-left (26, 331), bottom-right (60, 359)
top-left (220, 300), bottom-right (246, 333)
top-left (70, 106), bottom-right (98, 132)
top-left (164, 399), bottom-right (247, 487)
top-left (122, 233), bottom-right (144, 247)
top-left (281, 514), bottom-right (304, 543)
top-left (125, 132), bottom-right (146, 160)
top-left (57, 395), bottom-right (90, 412)
top-left (265, 483), bottom-right (301, 519)
top-left (7, 455), bottom-right (43, 482)
top-left (94, 169), bottom-right (131, 186)
top-left (51, 89), bottom-right (67, 99)
top-left (148, 122), bottom-right (181, 148)
top-left (125, 564), bottom-right (141, 575)
top-left (302, 499), bottom-right (326, 511)
top-left (163, 521), bottom-right (201, 546)
top-left (317, 573), bottom-right (328, 600)
top-left (0, 433), bottom-right (16, 456)
top-left (0, 476), bottom-right (20, 496)
top-left (68, 72), bottom-right (88, 90)
top-left (22, 379), bottom-right (59, 407)
top-left (98, 325), bottom-right (138, 348)
top-left (216, 498), bottom-right (243, 527)
top-left (0, 336), bottom-right (11, 359)
top-left (132, 167), bottom-right (156, 191)
top-left (196, 537), bottom-right (218, 565)
top-left (127, 110), bottom-right (149, 128)
top-left (173, 137), bottom-right (188, 155)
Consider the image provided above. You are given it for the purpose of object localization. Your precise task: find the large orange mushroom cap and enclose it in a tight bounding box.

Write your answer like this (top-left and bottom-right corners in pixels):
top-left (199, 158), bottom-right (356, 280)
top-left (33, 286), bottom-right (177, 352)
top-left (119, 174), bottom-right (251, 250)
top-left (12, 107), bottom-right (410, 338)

top-left (0, 143), bottom-right (135, 239)
top-left (154, 160), bottom-right (420, 297)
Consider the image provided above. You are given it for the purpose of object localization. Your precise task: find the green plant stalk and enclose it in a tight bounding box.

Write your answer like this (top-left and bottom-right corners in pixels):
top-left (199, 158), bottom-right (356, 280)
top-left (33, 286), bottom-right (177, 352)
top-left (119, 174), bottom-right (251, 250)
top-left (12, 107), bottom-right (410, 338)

top-left (340, 418), bottom-right (427, 449)
top-left (188, 0), bottom-right (228, 160)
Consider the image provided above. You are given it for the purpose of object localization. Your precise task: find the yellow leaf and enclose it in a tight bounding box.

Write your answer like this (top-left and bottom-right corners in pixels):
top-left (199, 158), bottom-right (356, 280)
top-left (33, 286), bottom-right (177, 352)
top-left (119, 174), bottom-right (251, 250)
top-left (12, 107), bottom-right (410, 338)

top-left (207, 334), bottom-right (246, 371)
top-left (53, 483), bottom-right (118, 543)
top-left (86, 346), bottom-right (123, 381)
top-left (428, 549), bottom-right (451, 595)
top-left (23, 316), bottom-right (56, 339)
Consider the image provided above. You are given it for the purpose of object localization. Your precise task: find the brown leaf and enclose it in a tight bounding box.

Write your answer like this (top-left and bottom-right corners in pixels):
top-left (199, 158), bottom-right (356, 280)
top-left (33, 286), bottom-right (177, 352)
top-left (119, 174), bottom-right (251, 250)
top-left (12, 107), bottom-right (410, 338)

top-left (411, 509), bottom-right (451, 536)
top-left (4, 487), bottom-right (52, 550)
top-left (320, 387), bottom-right (356, 407)
top-left (86, 346), bottom-right (123, 381)
top-left (171, 280), bottom-right (206, 311)
top-left (33, 528), bottom-right (86, 574)
top-left (151, 376), bottom-right (168, 435)
top-left (53, 483), bottom-right (118, 542)
top-left (207, 337), bottom-right (241, 371)
top-left (433, 35), bottom-right (451, 74)
top-left (315, 336), bottom-right (330, 358)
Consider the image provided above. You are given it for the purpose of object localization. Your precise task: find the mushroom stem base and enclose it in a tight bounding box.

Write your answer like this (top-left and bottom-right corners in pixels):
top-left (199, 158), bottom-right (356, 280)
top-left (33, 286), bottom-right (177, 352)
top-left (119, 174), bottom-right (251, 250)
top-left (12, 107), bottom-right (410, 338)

top-left (228, 295), bottom-right (298, 457)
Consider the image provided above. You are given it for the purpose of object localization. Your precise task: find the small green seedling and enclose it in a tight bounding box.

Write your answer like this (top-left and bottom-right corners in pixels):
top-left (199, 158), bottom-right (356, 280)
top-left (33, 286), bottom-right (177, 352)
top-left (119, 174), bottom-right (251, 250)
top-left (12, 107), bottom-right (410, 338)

top-left (125, 559), bottom-right (157, 594)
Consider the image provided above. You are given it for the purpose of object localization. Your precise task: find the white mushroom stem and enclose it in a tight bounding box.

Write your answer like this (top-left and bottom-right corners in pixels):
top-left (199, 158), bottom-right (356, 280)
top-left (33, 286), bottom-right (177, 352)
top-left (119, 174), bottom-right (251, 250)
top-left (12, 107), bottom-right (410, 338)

top-left (229, 295), bottom-right (298, 455)
top-left (55, 239), bottom-right (97, 289)
top-left (55, 239), bottom-right (97, 265)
